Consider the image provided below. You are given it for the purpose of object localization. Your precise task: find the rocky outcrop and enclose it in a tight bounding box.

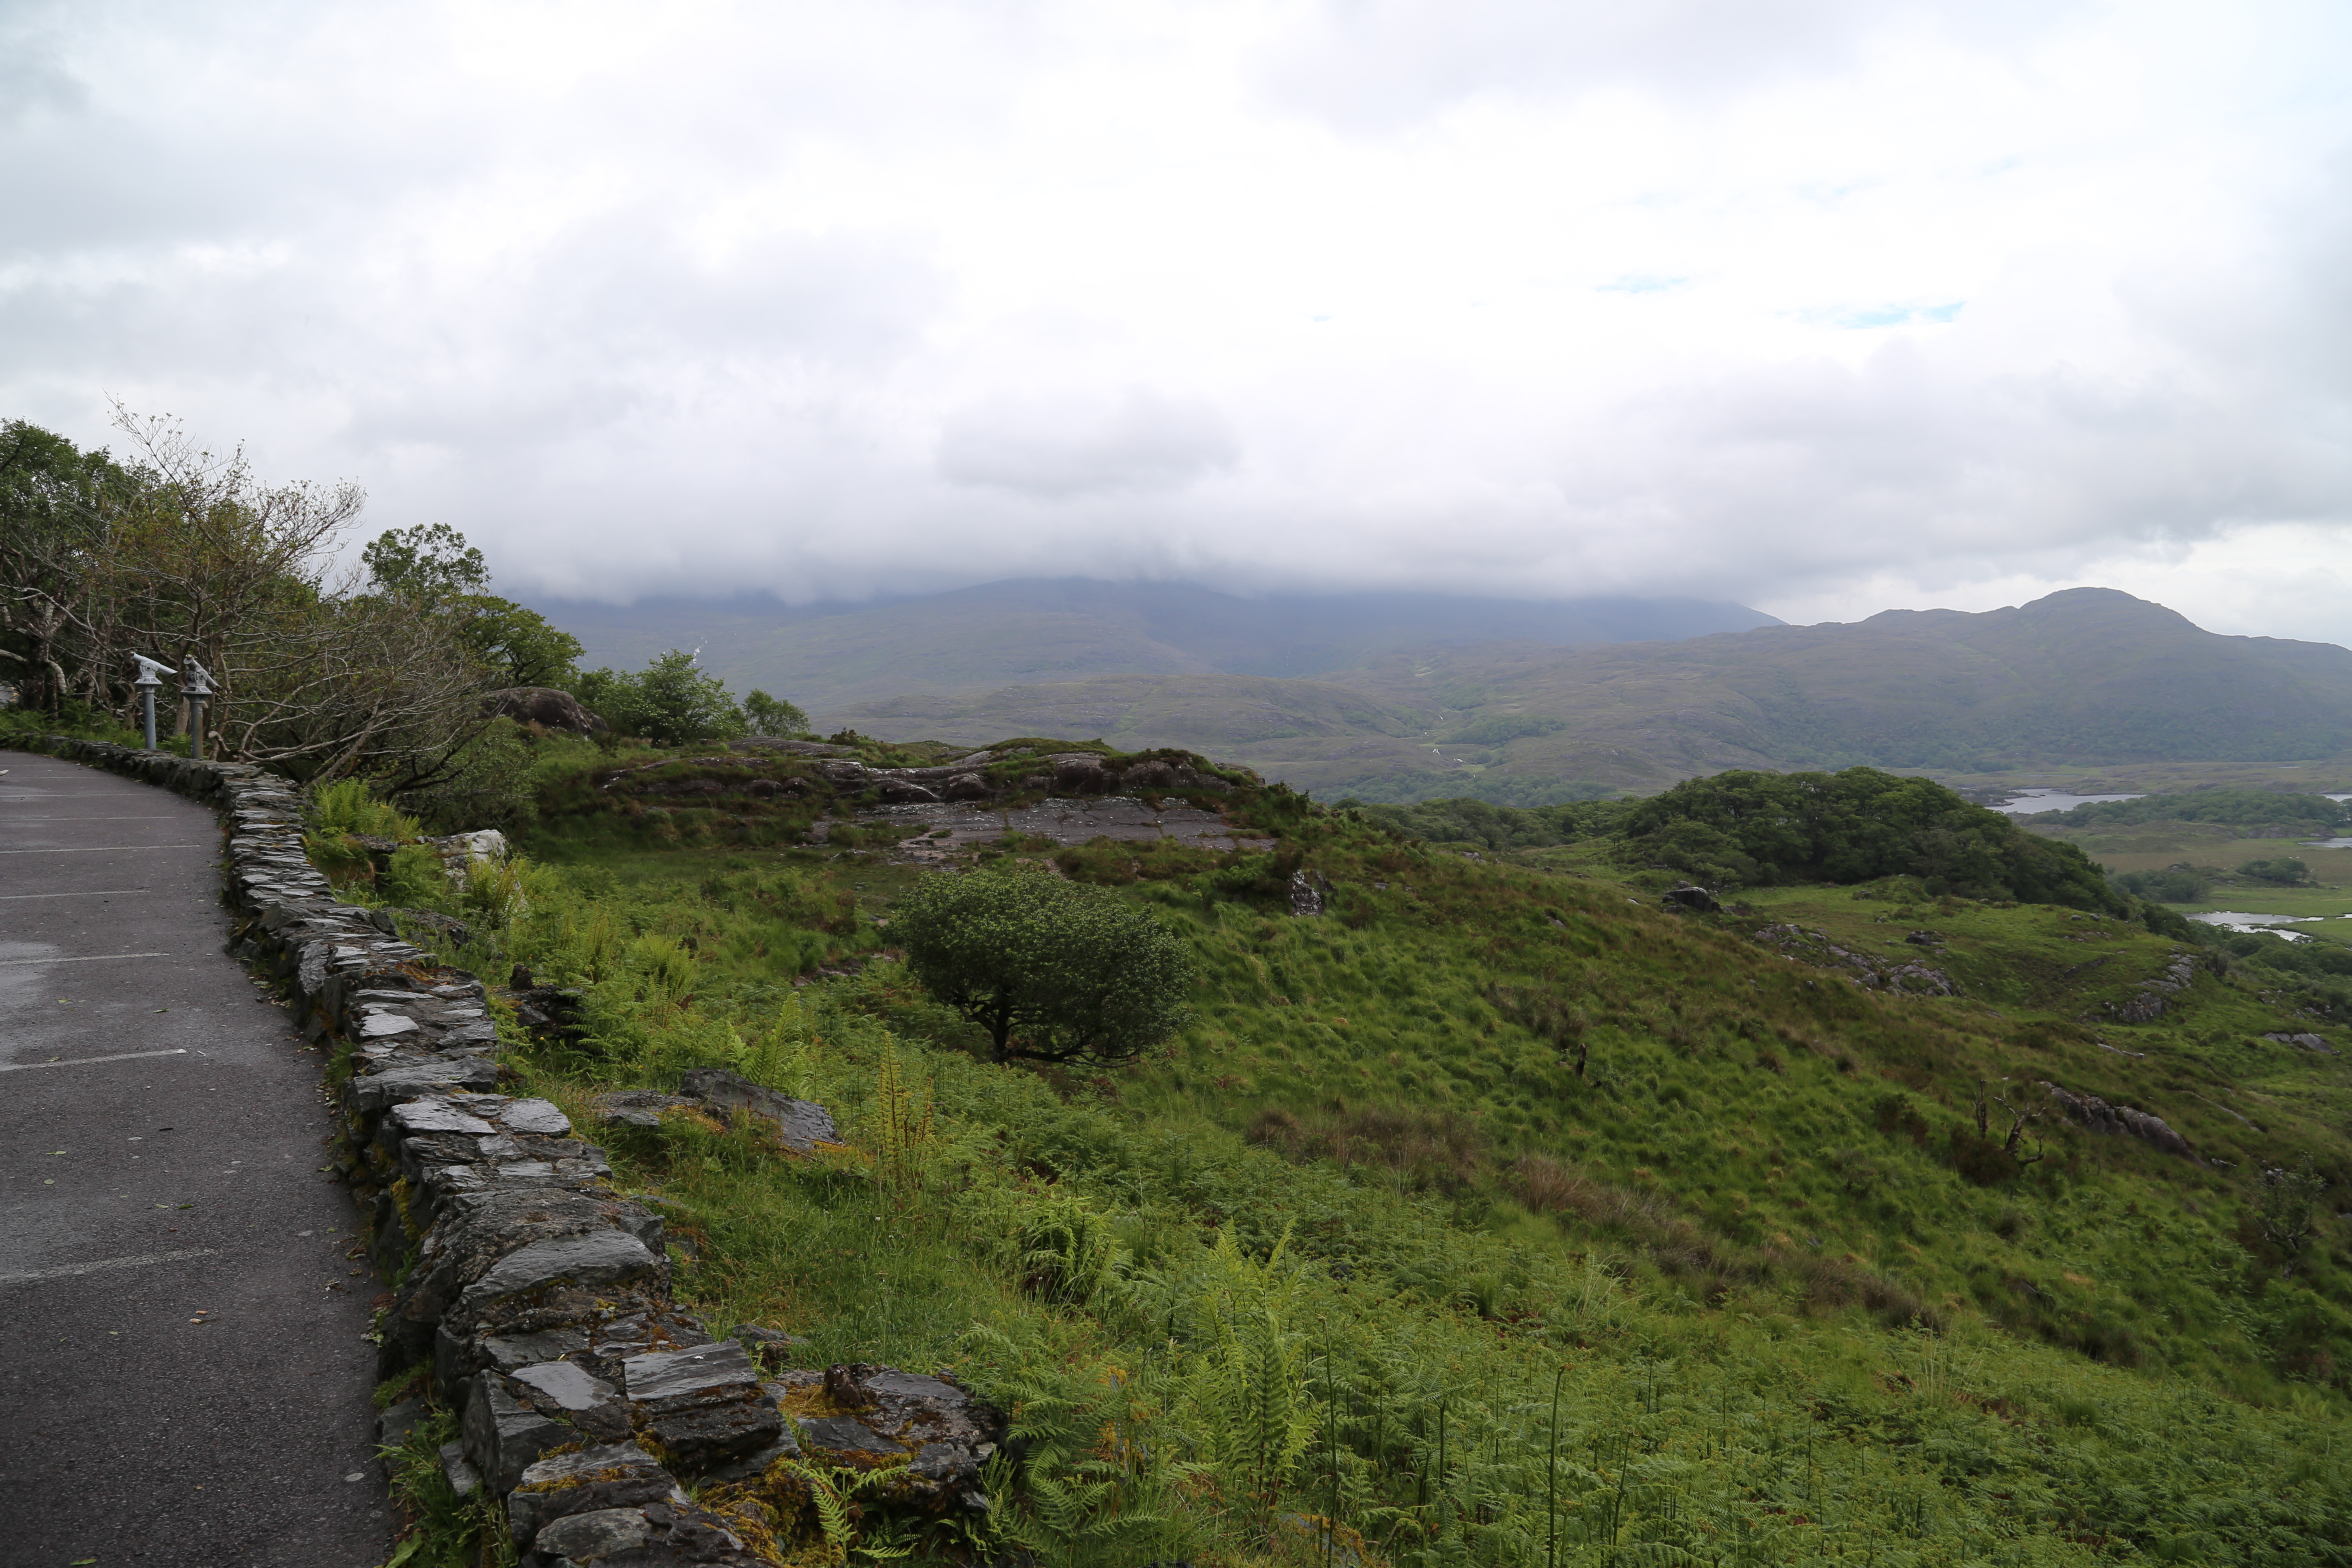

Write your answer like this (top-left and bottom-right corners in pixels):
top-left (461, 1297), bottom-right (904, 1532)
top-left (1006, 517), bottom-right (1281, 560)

top-left (1289, 868), bottom-right (1330, 918)
top-left (484, 687), bottom-right (608, 734)
top-left (2098, 950), bottom-right (2200, 1025)
top-left (2040, 1082), bottom-right (2197, 1160)
top-left (17, 734), bottom-right (1002, 1567)
top-left (1751, 923), bottom-right (1960, 997)
top-left (1661, 884), bottom-right (1721, 913)
top-left (674, 1068), bottom-right (844, 1153)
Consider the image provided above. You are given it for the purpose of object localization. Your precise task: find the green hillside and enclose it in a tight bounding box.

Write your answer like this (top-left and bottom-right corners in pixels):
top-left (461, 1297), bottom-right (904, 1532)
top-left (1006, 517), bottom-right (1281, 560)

top-left (361, 733), bottom-right (2349, 1567)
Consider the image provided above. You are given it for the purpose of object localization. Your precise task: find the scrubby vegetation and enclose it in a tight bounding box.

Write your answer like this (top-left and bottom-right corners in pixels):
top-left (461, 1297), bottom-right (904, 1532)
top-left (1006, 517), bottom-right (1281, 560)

top-left (356, 744), bottom-right (2352, 1567)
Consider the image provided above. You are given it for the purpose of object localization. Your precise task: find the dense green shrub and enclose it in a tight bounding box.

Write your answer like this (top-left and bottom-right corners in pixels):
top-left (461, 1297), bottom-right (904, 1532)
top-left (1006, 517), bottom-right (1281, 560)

top-left (894, 866), bottom-right (1194, 1065)
top-left (1620, 766), bottom-right (2122, 905)
top-left (2240, 856), bottom-right (2315, 885)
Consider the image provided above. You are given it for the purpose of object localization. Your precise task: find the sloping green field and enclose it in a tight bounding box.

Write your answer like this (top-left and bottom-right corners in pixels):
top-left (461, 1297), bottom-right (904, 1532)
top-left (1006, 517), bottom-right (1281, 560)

top-left (364, 742), bottom-right (2350, 1566)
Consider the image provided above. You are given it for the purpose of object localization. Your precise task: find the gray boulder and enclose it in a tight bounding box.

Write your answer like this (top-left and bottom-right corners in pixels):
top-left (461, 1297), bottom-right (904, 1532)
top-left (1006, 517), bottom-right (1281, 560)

top-left (484, 687), bottom-right (607, 734)
top-left (2042, 1082), bottom-right (2196, 1160)
top-left (1050, 754), bottom-right (1112, 793)
top-left (676, 1068), bottom-right (841, 1153)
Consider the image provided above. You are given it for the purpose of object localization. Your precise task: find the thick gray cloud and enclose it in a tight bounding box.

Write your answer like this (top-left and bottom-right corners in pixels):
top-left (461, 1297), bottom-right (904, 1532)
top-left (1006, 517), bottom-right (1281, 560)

top-left (3, 0), bottom-right (2349, 639)
top-left (938, 389), bottom-right (1238, 497)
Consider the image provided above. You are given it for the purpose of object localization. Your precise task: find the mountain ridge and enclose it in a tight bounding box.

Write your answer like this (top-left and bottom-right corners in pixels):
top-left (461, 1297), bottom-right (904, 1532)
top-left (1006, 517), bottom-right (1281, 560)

top-left (806, 588), bottom-right (2352, 802)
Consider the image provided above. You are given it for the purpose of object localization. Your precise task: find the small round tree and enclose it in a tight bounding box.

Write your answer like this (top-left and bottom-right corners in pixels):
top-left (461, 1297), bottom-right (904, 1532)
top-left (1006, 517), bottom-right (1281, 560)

top-left (894, 869), bottom-right (1194, 1066)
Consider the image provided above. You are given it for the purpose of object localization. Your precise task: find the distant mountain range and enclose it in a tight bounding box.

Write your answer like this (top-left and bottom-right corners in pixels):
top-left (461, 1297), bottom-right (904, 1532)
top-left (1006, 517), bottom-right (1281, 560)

top-left (540, 579), bottom-right (1782, 709)
top-left (535, 583), bottom-right (2352, 803)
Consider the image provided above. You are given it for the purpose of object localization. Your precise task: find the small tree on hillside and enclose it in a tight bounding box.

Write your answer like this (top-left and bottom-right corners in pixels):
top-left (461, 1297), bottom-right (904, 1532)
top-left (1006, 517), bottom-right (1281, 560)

top-left (894, 869), bottom-right (1194, 1066)
top-left (574, 649), bottom-right (745, 744)
top-left (742, 689), bottom-right (808, 737)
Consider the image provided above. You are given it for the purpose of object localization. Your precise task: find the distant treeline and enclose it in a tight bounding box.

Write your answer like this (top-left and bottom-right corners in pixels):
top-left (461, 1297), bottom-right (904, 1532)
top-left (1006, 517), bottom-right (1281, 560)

top-left (2034, 788), bottom-right (2348, 830)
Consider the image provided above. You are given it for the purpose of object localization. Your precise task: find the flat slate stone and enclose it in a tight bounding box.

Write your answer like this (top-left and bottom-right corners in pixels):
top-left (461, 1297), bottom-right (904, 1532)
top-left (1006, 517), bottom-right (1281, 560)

top-left (507, 1442), bottom-right (681, 1549)
top-left (459, 1230), bottom-right (661, 1309)
top-left (481, 1327), bottom-right (592, 1373)
top-left (535, 1507), bottom-right (652, 1559)
top-left (358, 1013), bottom-right (423, 1038)
top-left (511, 1359), bottom-right (617, 1411)
top-left (624, 1339), bottom-right (759, 1403)
top-left (391, 1099), bottom-right (499, 1136)
top-left (348, 1057), bottom-right (502, 1112)
top-left (799, 1416), bottom-right (898, 1455)
top-left (499, 1098), bottom-right (573, 1136)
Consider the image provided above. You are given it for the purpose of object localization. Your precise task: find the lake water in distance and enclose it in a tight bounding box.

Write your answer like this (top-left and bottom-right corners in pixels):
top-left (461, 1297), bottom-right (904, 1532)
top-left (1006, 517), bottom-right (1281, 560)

top-left (2190, 911), bottom-right (2334, 941)
top-left (1990, 789), bottom-right (2145, 815)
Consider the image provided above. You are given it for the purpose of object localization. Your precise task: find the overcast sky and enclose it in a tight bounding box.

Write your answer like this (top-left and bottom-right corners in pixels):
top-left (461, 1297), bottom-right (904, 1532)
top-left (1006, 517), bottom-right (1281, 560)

top-left (6, 0), bottom-right (2350, 639)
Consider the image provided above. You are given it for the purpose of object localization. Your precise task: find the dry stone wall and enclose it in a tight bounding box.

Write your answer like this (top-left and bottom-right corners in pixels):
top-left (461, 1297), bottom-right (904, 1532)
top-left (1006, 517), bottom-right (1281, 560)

top-left (22, 738), bottom-right (1001, 1568)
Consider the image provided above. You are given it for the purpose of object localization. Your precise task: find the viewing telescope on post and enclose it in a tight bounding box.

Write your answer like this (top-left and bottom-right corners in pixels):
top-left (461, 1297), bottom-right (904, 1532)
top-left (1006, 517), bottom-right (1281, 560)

top-left (181, 659), bottom-right (214, 761)
top-left (131, 654), bottom-right (177, 752)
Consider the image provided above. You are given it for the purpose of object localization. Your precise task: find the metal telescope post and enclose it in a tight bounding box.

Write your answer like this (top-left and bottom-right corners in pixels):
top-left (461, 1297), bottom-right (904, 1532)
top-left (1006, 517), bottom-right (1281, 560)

top-left (181, 659), bottom-right (214, 762)
top-left (132, 655), bottom-right (177, 751)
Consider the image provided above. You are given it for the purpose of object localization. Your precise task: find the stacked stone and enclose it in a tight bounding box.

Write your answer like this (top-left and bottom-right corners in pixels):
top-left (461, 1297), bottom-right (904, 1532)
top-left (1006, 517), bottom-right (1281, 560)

top-left (28, 737), bottom-right (1003, 1568)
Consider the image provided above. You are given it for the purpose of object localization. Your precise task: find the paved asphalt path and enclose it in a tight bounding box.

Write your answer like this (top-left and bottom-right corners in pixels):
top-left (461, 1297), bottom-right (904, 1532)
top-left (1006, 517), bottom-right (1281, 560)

top-left (0, 752), bottom-right (388, 1568)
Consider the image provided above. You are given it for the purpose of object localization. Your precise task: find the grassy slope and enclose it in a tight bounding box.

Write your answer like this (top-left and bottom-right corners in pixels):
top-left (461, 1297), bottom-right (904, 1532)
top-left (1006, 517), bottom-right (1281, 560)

top-left (372, 743), bottom-right (2352, 1565)
top-left (1109, 844), bottom-right (2352, 1390)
